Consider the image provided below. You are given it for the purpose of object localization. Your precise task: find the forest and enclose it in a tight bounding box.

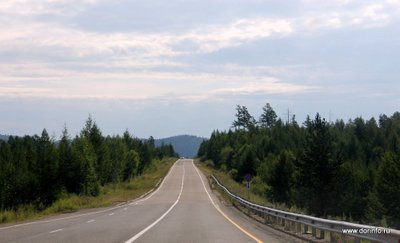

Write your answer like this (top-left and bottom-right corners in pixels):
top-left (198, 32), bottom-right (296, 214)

top-left (0, 117), bottom-right (177, 211)
top-left (198, 104), bottom-right (400, 228)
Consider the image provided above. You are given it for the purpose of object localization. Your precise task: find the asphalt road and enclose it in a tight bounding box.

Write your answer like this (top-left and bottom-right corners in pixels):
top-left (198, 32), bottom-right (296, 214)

top-left (0, 159), bottom-right (294, 243)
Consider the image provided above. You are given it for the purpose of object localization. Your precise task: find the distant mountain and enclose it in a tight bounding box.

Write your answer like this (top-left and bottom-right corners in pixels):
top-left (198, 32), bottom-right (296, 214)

top-left (0, 134), bottom-right (9, 141)
top-left (155, 135), bottom-right (205, 158)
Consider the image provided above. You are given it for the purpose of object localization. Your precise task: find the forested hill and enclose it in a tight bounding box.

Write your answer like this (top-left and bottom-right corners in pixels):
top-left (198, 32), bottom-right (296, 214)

top-left (155, 135), bottom-right (205, 158)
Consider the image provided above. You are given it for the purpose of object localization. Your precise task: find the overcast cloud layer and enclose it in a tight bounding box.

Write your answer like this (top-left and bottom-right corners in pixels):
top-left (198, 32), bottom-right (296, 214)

top-left (1, 0), bottom-right (399, 138)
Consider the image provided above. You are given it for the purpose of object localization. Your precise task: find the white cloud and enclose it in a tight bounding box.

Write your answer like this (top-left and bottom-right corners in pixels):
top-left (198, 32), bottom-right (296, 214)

top-left (0, 0), bottom-right (398, 67)
top-left (0, 16), bottom-right (293, 60)
top-left (180, 18), bottom-right (293, 53)
top-left (0, 61), bottom-right (313, 101)
top-left (172, 78), bottom-right (315, 103)
top-left (387, 0), bottom-right (400, 5)
top-left (0, 0), bottom-right (398, 103)
top-left (0, 0), bottom-right (99, 16)
top-left (299, 4), bottom-right (394, 31)
top-left (213, 80), bottom-right (313, 95)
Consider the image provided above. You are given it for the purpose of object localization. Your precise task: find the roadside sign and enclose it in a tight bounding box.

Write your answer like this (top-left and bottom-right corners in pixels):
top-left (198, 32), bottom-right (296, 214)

top-left (244, 174), bottom-right (251, 190)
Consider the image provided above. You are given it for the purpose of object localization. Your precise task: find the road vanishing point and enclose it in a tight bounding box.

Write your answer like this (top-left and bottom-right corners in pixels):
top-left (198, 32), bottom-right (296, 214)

top-left (0, 159), bottom-right (296, 243)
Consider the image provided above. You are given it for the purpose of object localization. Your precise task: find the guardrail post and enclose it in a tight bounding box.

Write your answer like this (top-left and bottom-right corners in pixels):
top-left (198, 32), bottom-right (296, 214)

top-left (328, 232), bottom-right (333, 242)
top-left (263, 214), bottom-right (267, 223)
top-left (290, 221), bottom-right (295, 232)
top-left (264, 213), bottom-right (271, 225)
top-left (312, 227), bottom-right (317, 237)
top-left (303, 224), bottom-right (309, 234)
top-left (284, 219), bottom-right (290, 231)
top-left (296, 222), bottom-right (302, 233)
top-left (258, 210), bottom-right (262, 218)
top-left (329, 232), bottom-right (346, 243)
top-left (319, 230), bottom-right (325, 240)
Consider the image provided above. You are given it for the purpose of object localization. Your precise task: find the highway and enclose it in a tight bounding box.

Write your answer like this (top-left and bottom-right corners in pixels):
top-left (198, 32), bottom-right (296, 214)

top-left (0, 159), bottom-right (294, 243)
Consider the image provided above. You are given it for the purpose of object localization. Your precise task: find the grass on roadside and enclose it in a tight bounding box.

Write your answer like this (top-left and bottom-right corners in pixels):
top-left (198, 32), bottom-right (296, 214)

top-left (0, 157), bottom-right (176, 225)
top-left (195, 159), bottom-right (302, 213)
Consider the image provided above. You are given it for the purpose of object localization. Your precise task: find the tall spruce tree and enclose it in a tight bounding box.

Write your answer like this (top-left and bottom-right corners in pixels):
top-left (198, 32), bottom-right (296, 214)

top-left (72, 138), bottom-right (100, 196)
top-left (259, 103), bottom-right (277, 128)
top-left (36, 129), bottom-right (59, 206)
top-left (294, 114), bottom-right (340, 216)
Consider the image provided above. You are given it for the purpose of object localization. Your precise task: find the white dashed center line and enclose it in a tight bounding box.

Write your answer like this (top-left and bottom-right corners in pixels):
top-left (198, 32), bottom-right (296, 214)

top-left (87, 220), bottom-right (95, 223)
top-left (49, 229), bottom-right (63, 234)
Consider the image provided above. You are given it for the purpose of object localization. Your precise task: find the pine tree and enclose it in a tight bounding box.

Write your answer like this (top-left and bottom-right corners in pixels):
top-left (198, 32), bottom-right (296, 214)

top-left (267, 150), bottom-right (295, 204)
top-left (232, 105), bottom-right (256, 130)
top-left (81, 116), bottom-right (107, 185)
top-left (58, 126), bottom-right (78, 193)
top-left (259, 103), bottom-right (277, 128)
top-left (36, 129), bottom-right (59, 206)
top-left (377, 152), bottom-right (400, 228)
top-left (296, 114), bottom-right (341, 216)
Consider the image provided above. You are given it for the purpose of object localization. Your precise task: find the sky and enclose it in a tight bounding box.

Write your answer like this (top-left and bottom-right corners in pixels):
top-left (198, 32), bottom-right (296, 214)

top-left (1, 0), bottom-right (400, 139)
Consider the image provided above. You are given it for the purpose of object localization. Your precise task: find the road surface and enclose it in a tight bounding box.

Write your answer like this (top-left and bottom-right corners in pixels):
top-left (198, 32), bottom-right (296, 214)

top-left (0, 159), bottom-right (294, 243)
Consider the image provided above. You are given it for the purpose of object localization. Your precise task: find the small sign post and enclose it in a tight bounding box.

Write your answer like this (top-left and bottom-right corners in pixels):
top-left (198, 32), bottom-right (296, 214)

top-left (244, 173), bottom-right (252, 199)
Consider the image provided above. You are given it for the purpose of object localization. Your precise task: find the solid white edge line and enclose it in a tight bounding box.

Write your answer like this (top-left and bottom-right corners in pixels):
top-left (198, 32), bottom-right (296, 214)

top-left (191, 160), bottom-right (262, 243)
top-left (0, 159), bottom-right (180, 231)
top-left (191, 160), bottom-right (218, 207)
top-left (124, 161), bottom-right (186, 243)
top-left (128, 159), bottom-right (178, 205)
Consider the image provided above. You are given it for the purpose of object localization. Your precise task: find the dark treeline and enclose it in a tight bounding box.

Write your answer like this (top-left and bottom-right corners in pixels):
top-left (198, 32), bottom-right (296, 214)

top-left (198, 104), bottom-right (400, 228)
top-left (0, 117), bottom-right (177, 211)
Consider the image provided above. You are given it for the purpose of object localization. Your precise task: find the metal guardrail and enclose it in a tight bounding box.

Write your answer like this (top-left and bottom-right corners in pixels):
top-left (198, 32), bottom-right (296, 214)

top-left (211, 175), bottom-right (400, 243)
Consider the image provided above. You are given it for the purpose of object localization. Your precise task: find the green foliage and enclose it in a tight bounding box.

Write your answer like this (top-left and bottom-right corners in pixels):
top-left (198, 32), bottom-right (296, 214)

top-left (267, 150), bottom-right (295, 205)
top-left (232, 105), bottom-right (256, 130)
top-left (124, 150), bottom-right (139, 181)
top-left (0, 116), bottom-right (177, 215)
top-left (36, 129), bottom-right (59, 206)
top-left (199, 103), bottom-right (400, 228)
top-left (259, 103), bottom-right (277, 128)
top-left (249, 176), bottom-right (269, 197)
top-left (296, 113), bottom-right (342, 216)
top-left (0, 158), bottom-right (175, 224)
top-left (377, 152), bottom-right (400, 228)
top-left (72, 138), bottom-right (99, 196)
